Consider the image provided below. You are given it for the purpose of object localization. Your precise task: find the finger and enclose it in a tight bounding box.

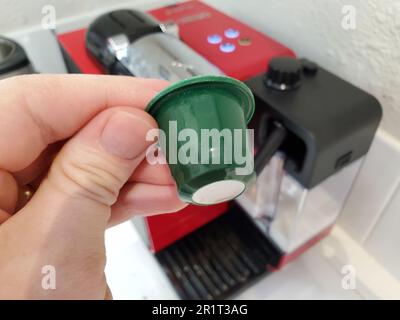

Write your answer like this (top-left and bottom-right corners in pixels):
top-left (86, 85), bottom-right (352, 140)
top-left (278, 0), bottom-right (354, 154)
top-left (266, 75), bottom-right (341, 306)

top-left (22, 106), bottom-right (158, 232)
top-left (13, 142), bottom-right (62, 185)
top-left (129, 158), bottom-right (175, 185)
top-left (0, 208), bottom-right (11, 224)
top-left (28, 169), bottom-right (48, 191)
top-left (15, 185), bottom-right (35, 212)
top-left (110, 182), bottom-right (187, 226)
top-left (0, 104), bottom-right (159, 299)
top-left (0, 74), bottom-right (169, 172)
top-left (105, 284), bottom-right (113, 300)
top-left (0, 169), bottom-right (18, 214)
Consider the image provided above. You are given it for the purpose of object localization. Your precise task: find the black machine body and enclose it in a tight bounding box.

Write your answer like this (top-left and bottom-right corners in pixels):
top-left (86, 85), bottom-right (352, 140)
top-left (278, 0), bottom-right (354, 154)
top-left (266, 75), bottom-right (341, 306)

top-left (247, 57), bottom-right (382, 188)
top-left (86, 9), bottom-right (162, 75)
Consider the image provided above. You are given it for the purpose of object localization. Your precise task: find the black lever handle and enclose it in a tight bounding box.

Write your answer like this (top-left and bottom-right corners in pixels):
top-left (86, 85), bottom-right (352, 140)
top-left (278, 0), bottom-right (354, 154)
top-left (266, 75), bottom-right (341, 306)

top-left (254, 121), bottom-right (287, 175)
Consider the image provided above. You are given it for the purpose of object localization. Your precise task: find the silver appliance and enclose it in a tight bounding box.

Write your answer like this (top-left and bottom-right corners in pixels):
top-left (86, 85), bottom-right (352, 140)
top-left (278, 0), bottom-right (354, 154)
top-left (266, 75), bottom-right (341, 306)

top-left (86, 9), bottom-right (222, 82)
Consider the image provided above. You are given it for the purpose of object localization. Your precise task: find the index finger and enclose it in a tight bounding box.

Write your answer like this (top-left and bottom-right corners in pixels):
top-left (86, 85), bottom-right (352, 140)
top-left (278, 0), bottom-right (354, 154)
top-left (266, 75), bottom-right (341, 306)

top-left (0, 74), bottom-right (168, 172)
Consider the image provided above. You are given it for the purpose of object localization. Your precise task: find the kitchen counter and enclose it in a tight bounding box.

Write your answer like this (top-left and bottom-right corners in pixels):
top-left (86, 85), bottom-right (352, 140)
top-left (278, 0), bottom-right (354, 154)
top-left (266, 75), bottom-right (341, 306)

top-left (104, 220), bottom-right (400, 300)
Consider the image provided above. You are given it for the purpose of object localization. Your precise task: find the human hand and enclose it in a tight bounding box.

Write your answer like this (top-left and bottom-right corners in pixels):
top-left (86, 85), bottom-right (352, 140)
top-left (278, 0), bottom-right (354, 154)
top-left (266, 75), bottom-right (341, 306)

top-left (0, 74), bottom-right (186, 299)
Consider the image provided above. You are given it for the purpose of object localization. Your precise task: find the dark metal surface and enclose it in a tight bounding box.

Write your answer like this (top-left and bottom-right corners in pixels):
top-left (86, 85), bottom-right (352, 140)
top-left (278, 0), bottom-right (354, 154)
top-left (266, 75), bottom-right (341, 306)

top-left (156, 205), bottom-right (281, 300)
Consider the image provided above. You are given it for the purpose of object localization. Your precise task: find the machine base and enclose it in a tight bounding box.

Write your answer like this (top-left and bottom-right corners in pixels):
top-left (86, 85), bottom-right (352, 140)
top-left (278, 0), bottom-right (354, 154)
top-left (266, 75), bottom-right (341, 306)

top-left (156, 204), bottom-right (282, 300)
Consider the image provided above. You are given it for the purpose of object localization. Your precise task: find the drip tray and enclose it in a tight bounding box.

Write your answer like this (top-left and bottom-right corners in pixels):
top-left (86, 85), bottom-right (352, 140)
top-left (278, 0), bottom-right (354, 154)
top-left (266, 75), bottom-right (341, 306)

top-left (156, 205), bottom-right (282, 300)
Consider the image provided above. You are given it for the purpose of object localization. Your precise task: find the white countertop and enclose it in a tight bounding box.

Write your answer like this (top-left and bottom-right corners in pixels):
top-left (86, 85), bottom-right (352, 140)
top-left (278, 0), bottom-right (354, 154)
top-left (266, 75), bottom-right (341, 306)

top-left (104, 220), bottom-right (400, 300)
top-left (103, 221), bottom-right (358, 300)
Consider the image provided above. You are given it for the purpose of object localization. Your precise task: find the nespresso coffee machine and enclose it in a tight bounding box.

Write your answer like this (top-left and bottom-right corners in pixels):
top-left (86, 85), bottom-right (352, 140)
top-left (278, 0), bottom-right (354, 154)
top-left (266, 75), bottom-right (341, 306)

top-left (57, 0), bottom-right (382, 299)
top-left (59, 0), bottom-right (295, 254)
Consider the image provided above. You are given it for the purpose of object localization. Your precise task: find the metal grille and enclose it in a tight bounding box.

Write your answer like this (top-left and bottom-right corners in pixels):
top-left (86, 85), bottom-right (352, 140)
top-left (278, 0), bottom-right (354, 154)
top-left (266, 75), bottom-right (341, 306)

top-left (156, 205), bottom-right (281, 300)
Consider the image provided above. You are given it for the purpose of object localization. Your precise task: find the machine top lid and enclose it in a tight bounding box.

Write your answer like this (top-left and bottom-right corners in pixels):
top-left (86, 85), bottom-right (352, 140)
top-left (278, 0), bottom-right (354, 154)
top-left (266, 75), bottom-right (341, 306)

top-left (146, 75), bottom-right (255, 123)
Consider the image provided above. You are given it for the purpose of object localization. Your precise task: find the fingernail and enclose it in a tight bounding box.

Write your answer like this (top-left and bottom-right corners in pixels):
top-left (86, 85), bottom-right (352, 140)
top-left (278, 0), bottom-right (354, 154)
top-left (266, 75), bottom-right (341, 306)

top-left (101, 111), bottom-right (153, 160)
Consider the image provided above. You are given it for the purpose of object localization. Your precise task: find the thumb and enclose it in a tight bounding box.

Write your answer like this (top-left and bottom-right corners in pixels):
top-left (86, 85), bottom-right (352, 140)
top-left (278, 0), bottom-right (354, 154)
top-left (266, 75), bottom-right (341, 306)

top-left (24, 106), bottom-right (157, 231)
top-left (0, 107), bottom-right (157, 299)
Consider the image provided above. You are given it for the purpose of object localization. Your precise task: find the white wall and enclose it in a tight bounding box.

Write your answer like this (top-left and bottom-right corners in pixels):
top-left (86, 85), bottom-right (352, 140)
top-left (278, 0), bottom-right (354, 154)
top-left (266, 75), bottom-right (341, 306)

top-left (205, 0), bottom-right (400, 140)
top-left (0, 0), bottom-right (148, 33)
top-left (1, 0), bottom-right (399, 138)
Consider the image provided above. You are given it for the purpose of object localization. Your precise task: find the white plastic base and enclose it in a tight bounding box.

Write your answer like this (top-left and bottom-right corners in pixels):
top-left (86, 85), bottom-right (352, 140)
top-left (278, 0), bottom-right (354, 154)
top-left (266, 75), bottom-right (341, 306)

top-left (192, 180), bottom-right (246, 205)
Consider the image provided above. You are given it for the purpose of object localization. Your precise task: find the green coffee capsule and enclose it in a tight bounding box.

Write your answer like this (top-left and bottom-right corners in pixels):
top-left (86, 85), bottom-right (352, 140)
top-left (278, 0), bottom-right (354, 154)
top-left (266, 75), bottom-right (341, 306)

top-left (146, 75), bottom-right (255, 205)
